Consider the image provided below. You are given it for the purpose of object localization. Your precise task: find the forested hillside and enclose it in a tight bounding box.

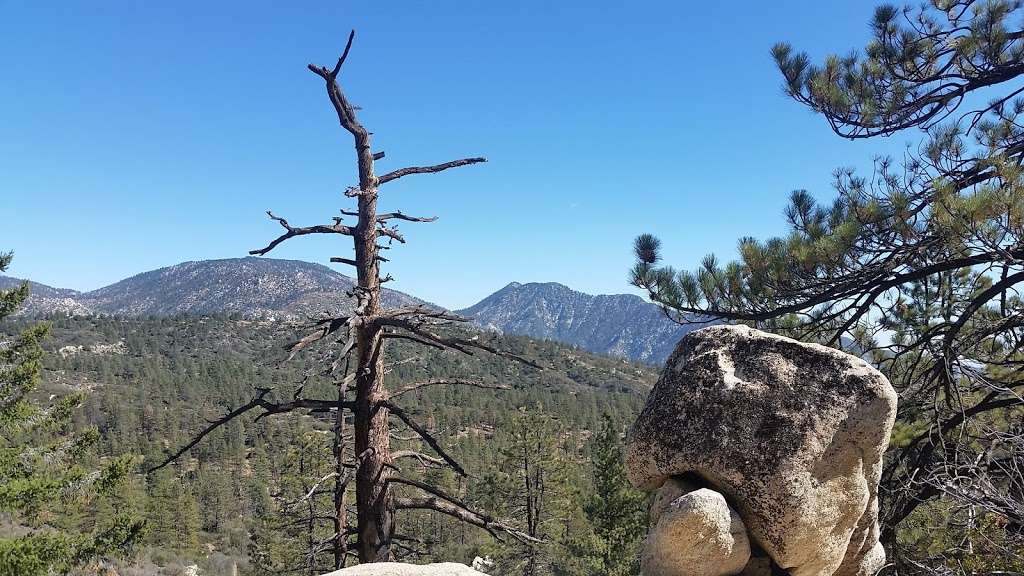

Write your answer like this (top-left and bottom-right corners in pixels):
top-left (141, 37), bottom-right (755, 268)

top-left (3, 315), bottom-right (654, 575)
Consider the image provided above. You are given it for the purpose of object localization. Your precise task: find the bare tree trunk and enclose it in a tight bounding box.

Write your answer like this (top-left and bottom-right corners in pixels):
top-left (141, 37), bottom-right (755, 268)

top-left (156, 30), bottom-right (540, 565)
top-left (349, 97), bottom-right (395, 564)
top-left (353, 323), bottom-right (393, 563)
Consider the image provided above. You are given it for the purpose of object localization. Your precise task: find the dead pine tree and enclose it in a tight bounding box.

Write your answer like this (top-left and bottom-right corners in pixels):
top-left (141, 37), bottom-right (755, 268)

top-left (149, 31), bottom-right (539, 567)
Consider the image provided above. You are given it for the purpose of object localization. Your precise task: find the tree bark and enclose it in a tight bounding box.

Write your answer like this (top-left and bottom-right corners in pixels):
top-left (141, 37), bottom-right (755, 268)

top-left (349, 108), bottom-right (394, 564)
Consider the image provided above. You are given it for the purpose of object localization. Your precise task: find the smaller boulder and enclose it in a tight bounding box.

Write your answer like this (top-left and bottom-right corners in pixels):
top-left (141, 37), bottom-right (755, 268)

top-left (648, 476), bottom-right (701, 526)
top-left (642, 487), bottom-right (751, 576)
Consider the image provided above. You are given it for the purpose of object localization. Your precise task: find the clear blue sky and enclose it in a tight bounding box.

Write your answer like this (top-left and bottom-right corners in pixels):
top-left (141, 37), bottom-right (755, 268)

top-left (1, 0), bottom-right (913, 309)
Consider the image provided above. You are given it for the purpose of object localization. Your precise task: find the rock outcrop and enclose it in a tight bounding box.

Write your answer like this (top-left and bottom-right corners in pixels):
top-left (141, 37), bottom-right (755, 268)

top-left (321, 562), bottom-right (486, 576)
top-left (626, 325), bottom-right (897, 576)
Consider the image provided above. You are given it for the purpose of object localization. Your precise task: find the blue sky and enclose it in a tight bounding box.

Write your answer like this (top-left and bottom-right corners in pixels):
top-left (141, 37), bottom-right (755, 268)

top-left (1, 1), bottom-right (914, 308)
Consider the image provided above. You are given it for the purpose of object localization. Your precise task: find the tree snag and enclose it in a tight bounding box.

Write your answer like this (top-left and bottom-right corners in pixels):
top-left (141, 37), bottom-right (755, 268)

top-left (150, 30), bottom-right (538, 567)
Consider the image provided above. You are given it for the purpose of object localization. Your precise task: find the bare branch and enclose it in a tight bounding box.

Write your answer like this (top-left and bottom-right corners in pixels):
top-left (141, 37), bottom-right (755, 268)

top-left (285, 316), bottom-right (353, 361)
top-left (331, 256), bottom-right (388, 266)
top-left (286, 446), bottom-right (378, 508)
top-left (379, 317), bottom-right (544, 369)
top-left (376, 212), bottom-right (438, 223)
top-left (285, 471), bottom-right (339, 510)
top-left (148, 389), bottom-right (352, 472)
top-left (391, 450), bottom-right (446, 469)
top-left (329, 30), bottom-right (356, 78)
top-left (250, 211), bottom-right (355, 256)
top-left (307, 50), bottom-right (368, 142)
top-left (378, 157), bottom-right (487, 185)
top-left (394, 492), bottom-right (539, 544)
top-left (253, 396), bottom-right (351, 420)
top-left (383, 400), bottom-right (466, 476)
top-left (378, 226), bottom-right (405, 243)
top-left (148, 388), bottom-right (273, 473)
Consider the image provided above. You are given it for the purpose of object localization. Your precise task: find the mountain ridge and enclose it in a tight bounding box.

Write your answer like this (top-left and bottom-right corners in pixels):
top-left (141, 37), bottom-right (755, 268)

top-left (0, 257), bottom-right (423, 319)
top-left (3, 257), bottom-right (698, 362)
top-left (458, 280), bottom-right (699, 363)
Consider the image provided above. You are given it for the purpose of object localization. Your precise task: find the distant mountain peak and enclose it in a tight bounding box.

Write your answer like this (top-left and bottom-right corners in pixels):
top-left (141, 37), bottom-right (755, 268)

top-left (458, 281), bottom-right (701, 363)
top-left (2, 257), bottom-right (423, 319)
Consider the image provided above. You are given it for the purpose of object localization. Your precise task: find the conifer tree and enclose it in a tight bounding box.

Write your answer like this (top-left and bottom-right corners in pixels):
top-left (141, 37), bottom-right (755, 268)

top-left (578, 414), bottom-right (646, 576)
top-left (494, 410), bottom-right (575, 576)
top-left (0, 252), bottom-right (143, 575)
top-left (249, 428), bottom-right (339, 575)
top-left (632, 1), bottom-right (1024, 570)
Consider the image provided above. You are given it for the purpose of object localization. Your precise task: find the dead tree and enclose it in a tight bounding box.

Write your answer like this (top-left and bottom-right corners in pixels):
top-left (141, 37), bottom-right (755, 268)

top-left (149, 31), bottom-right (538, 567)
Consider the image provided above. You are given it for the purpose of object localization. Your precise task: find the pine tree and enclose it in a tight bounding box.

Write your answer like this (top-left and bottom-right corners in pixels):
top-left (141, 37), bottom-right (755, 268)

top-left (0, 252), bottom-right (144, 575)
top-left (249, 428), bottom-right (339, 575)
top-left (493, 409), bottom-right (576, 576)
top-left (582, 414), bottom-right (646, 576)
top-left (632, 2), bottom-right (1024, 571)
top-left (554, 414), bottom-right (646, 576)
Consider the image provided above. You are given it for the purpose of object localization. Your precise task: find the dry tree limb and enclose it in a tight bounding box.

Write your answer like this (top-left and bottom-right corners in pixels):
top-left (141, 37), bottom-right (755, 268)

top-left (286, 471), bottom-right (339, 510)
top-left (250, 211), bottom-right (355, 256)
top-left (383, 400), bottom-right (466, 477)
top-left (290, 447), bottom-right (374, 506)
top-left (379, 317), bottom-right (543, 369)
top-left (148, 389), bottom-right (352, 472)
top-left (390, 450), bottom-right (447, 469)
top-left (393, 482), bottom-right (539, 544)
top-left (286, 316), bottom-right (352, 361)
top-left (339, 210), bottom-right (437, 224)
top-left (329, 30), bottom-right (356, 77)
top-left (376, 212), bottom-right (437, 223)
top-left (378, 158), bottom-right (486, 185)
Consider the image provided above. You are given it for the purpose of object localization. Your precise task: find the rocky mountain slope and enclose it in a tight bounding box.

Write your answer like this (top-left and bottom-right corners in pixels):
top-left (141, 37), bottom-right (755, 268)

top-left (0, 277), bottom-right (91, 316)
top-left (458, 281), bottom-right (701, 363)
top-left (0, 257), bottom-right (422, 318)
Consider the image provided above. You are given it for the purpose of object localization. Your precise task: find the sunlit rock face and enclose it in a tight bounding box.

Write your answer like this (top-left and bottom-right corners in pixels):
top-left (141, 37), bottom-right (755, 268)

top-left (627, 325), bottom-right (897, 576)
